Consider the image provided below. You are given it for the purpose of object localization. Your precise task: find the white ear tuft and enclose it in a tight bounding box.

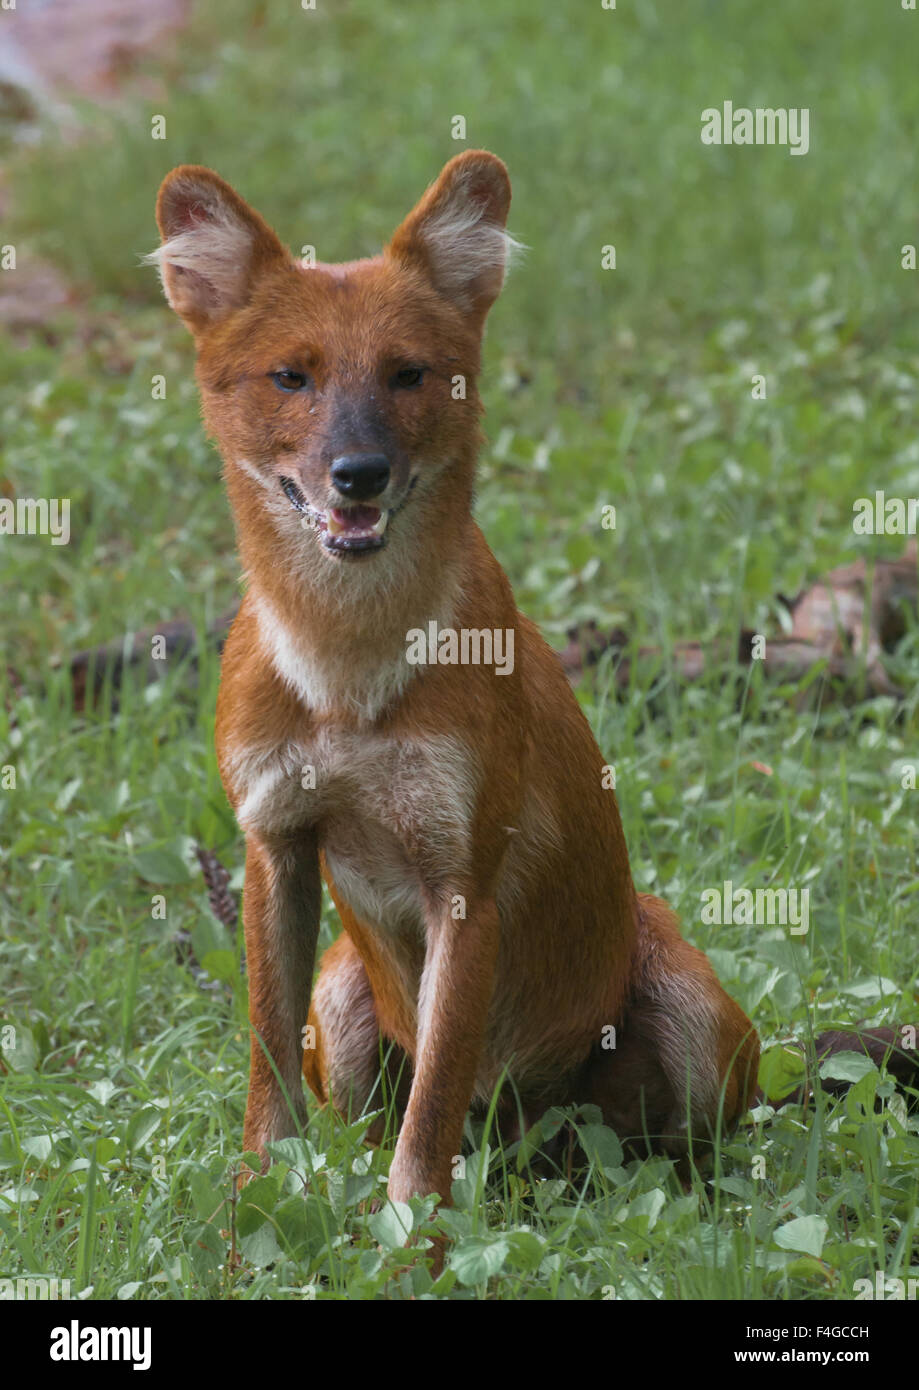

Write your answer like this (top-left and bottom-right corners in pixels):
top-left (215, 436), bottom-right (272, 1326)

top-left (418, 200), bottom-right (523, 311)
top-left (144, 206), bottom-right (253, 317)
top-left (387, 151), bottom-right (516, 318)
top-left (148, 166), bottom-right (290, 331)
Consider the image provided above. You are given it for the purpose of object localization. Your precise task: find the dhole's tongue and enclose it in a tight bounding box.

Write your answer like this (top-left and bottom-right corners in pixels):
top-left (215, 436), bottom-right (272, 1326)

top-left (326, 505), bottom-right (386, 538)
top-left (332, 506), bottom-right (378, 529)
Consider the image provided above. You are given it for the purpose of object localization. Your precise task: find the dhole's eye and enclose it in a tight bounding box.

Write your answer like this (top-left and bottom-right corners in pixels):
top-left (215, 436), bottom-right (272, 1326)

top-left (270, 370), bottom-right (309, 392)
top-left (392, 366), bottom-right (425, 389)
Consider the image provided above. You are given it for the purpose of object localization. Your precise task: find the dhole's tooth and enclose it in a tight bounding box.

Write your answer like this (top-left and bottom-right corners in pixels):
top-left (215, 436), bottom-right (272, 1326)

top-left (325, 511), bottom-right (344, 536)
top-left (372, 511), bottom-right (389, 536)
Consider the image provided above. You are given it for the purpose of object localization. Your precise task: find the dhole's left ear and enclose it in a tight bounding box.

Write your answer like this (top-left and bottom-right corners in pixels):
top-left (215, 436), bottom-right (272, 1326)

top-left (148, 165), bottom-right (293, 333)
top-left (386, 151), bottom-right (515, 318)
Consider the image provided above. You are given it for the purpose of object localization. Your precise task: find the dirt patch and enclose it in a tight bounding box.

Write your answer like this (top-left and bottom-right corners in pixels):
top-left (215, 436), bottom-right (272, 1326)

top-left (0, 0), bottom-right (189, 102)
top-left (0, 0), bottom-right (190, 332)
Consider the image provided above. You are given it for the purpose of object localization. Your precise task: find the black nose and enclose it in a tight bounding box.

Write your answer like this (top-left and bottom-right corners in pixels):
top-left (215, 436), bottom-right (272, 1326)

top-left (330, 454), bottom-right (390, 500)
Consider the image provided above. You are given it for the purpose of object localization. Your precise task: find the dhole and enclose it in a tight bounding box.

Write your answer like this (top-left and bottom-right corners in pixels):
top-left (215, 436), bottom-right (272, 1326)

top-left (151, 151), bottom-right (759, 1215)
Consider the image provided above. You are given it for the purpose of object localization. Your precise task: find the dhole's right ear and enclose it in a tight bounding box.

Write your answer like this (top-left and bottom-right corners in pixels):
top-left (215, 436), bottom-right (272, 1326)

top-left (148, 166), bottom-right (292, 333)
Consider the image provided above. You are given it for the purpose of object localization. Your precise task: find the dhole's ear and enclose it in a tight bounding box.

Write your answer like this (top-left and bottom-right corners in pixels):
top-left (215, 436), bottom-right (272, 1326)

top-left (386, 150), bottom-right (515, 318)
top-left (148, 165), bottom-right (292, 333)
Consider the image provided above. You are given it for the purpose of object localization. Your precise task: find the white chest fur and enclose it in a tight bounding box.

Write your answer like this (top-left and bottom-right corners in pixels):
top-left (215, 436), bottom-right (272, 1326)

top-left (227, 730), bottom-right (478, 933)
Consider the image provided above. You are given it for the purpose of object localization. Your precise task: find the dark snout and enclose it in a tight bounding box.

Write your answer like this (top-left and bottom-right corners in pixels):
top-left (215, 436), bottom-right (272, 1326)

top-left (330, 454), bottom-right (390, 501)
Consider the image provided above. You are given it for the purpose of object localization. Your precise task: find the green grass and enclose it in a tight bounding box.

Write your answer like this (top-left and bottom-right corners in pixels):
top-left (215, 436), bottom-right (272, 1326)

top-left (1, 0), bottom-right (918, 1300)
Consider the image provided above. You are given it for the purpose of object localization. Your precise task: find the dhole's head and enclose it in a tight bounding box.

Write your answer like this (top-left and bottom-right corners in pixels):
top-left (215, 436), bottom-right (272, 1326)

top-left (150, 152), bottom-right (513, 579)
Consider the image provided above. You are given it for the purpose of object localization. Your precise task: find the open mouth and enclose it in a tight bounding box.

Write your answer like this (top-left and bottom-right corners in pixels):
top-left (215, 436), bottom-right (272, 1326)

top-left (279, 477), bottom-right (388, 555)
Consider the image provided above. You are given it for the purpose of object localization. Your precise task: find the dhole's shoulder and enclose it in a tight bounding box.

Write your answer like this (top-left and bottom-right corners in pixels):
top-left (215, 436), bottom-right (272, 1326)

top-left (215, 593), bottom-right (307, 772)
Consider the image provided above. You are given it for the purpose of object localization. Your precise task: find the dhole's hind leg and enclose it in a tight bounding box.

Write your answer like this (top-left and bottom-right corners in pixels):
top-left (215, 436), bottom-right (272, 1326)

top-left (581, 894), bottom-right (759, 1162)
top-left (302, 933), bottom-right (412, 1144)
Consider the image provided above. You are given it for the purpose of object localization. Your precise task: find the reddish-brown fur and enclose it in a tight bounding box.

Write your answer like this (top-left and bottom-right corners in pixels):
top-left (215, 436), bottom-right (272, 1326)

top-left (153, 152), bottom-right (759, 1217)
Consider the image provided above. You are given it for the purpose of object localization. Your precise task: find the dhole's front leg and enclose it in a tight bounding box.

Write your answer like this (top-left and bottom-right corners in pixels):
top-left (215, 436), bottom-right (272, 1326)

top-left (387, 899), bottom-right (500, 1205)
top-left (241, 830), bottom-right (321, 1164)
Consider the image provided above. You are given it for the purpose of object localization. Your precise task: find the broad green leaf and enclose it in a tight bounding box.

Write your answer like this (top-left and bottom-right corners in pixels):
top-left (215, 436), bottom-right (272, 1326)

top-left (450, 1235), bottom-right (510, 1286)
top-left (235, 1175), bottom-right (281, 1235)
top-left (505, 1229), bottom-right (545, 1271)
top-left (774, 1215), bottom-right (828, 1257)
top-left (369, 1199), bottom-right (414, 1250)
top-left (820, 1052), bottom-right (878, 1084)
top-left (133, 846), bottom-right (192, 884)
top-left (758, 1043), bottom-right (806, 1101)
top-left (579, 1123), bottom-right (623, 1169)
top-left (239, 1224), bottom-right (282, 1268)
